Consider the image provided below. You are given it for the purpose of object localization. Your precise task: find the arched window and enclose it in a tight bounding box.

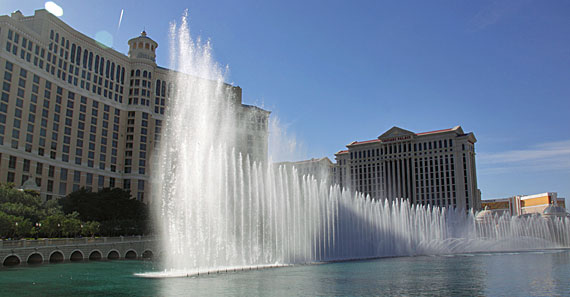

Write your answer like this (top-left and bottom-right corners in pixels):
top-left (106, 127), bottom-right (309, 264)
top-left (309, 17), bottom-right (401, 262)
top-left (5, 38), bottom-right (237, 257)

top-left (55, 32), bottom-right (59, 43)
top-left (121, 68), bottom-right (125, 84)
top-left (138, 42), bottom-right (143, 48)
top-left (88, 52), bottom-right (93, 70)
top-left (76, 46), bottom-right (82, 66)
top-left (116, 65), bottom-right (121, 82)
top-left (70, 44), bottom-right (76, 63)
top-left (133, 43), bottom-right (137, 49)
top-left (105, 60), bottom-right (110, 78)
top-left (110, 62), bottom-right (115, 80)
top-left (135, 69), bottom-right (140, 77)
top-left (145, 43), bottom-right (149, 49)
top-left (155, 80), bottom-right (161, 95)
top-left (143, 70), bottom-right (147, 78)
top-left (50, 30), bottom-right (54, 40)
top-left (94, 55), bottom-right (99, 72)
top-left (83, 50), bottom-right (88, 68)
top-left (161, 84), bottom-right (166, 97)
top-left (100, 57), bottom-right (105, 75)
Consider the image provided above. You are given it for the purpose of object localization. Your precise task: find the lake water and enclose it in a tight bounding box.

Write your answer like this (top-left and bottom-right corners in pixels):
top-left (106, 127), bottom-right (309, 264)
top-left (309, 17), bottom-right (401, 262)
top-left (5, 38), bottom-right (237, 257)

top-left (1, 249), bottom-right (569, 296)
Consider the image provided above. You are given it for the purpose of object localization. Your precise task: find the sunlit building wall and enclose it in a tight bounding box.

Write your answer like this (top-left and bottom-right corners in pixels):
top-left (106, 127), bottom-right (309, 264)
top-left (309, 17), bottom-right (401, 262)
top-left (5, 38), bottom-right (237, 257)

top-left (277, 157), bottom-right (334, 185)
top-left (334, 126), bottom-right (481, 210)
top-left (0, 9), bottom-right (269, 202)
top-left (482, 192), bottom-right (566, 216)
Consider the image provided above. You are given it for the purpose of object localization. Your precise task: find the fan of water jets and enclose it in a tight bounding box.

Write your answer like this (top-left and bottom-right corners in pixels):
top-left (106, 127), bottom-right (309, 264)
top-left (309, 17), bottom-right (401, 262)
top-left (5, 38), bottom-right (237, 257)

top-left (149, 13), bottom-right (570, 277)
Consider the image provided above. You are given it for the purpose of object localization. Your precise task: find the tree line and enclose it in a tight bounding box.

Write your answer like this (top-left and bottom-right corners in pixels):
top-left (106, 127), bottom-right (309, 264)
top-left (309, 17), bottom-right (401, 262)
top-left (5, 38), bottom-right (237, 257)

top-left (0, 183), bottom-right (149, 239)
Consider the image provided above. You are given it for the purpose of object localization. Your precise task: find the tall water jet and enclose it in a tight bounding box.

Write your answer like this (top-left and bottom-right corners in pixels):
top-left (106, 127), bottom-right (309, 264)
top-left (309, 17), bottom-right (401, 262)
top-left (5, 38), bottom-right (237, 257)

top-left (152, 12), bottom-right (239, 273)
top-left (151, 13), bottom-right (570, 277)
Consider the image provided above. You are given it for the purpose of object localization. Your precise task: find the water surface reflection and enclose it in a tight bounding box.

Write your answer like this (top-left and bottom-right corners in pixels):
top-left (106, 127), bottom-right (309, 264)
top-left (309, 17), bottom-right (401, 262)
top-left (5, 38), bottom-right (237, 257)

top-left (1, 250), bottom-right (569, 296)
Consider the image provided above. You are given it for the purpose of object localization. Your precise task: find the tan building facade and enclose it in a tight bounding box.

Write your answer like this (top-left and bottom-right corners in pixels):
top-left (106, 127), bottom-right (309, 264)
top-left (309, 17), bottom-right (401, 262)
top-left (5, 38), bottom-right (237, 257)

top-left (482, 192), bottom-right (567, 216)
top-left (0, 9), bottom-right (269, 202)
top-left (334, 126), bottom-right (481, 210)
top-left (276, 157), bottom-right (334, 185)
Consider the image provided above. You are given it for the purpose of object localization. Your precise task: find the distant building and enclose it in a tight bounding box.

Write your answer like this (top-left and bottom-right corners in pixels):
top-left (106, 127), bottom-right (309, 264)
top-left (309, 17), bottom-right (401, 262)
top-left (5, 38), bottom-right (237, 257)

top-left (482, 192), bottom-right (567, 217)
top-left (0, 9), bottom-right (269, 202)
top-left (334, 126), bottom-right (481, 210)
top-left (276, 157), bottom-right (333, 184)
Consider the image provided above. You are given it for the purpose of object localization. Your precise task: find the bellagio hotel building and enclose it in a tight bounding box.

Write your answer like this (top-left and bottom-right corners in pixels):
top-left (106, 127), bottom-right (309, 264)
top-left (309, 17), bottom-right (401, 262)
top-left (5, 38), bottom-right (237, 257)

top-left (0, 9), bottom-right (269, 202)
top-left (334, 126), bottom-right (481, 210)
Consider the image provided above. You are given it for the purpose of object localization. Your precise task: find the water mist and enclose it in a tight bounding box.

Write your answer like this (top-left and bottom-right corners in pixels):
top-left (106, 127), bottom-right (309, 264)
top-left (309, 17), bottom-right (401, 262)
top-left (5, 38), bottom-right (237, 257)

top-left (147, 14), bottom-right (570, 277)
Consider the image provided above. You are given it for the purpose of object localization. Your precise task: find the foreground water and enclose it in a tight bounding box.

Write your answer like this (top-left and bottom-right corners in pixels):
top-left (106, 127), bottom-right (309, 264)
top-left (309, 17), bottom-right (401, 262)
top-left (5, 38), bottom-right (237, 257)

top-left (1, 249), bottom-right (569, 296)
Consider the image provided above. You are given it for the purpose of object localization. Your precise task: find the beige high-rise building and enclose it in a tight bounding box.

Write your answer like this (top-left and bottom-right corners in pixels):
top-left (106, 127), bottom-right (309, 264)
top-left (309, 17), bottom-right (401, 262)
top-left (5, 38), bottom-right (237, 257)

top-left (334, 126), bottom-right (481, 210)
top-left (276, 157), bottom-right (334, 185)
top-left (0, 9), bottom-right (269, 202)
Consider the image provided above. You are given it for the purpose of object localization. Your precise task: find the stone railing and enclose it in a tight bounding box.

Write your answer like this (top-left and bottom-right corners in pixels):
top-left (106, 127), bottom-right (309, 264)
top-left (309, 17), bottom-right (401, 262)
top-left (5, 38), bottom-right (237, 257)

top-left (0, 236), bottom-right (156, 249)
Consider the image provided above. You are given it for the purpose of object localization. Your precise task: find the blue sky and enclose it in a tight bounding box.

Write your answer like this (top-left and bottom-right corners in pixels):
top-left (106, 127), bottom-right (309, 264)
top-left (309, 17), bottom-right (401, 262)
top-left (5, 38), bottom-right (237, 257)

top-left (1, 1), bottom-right (569, 201)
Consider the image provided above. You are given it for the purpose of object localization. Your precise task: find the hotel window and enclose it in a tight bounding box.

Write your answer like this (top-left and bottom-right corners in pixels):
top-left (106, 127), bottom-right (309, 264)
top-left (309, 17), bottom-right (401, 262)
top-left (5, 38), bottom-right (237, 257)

top-left (36, 163), bottom-right (43, 175)
top-left (45, 180), bottom-right (54, 192)
top-left (88, 53), bottom-right (93, 70)
top-left (46, 165), bottom-right (55, 178)
top-left (59, 182), bottom-right (67, 195)
top-left (73, 170), bottom-right (81, 183)
top-left (23, 159), bottom-right (30, 172)
top-left (9, 156), bottom-right (17, 169)
top-left (7, 172), bottom-right (15, 183)
top-left (60, 168), bottom-right (68, 180)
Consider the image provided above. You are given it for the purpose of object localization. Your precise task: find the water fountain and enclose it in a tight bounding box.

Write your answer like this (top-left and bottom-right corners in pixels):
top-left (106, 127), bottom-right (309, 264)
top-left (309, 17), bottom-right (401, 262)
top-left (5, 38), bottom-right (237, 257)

top-left (147, 13), bottom-right (570, 277)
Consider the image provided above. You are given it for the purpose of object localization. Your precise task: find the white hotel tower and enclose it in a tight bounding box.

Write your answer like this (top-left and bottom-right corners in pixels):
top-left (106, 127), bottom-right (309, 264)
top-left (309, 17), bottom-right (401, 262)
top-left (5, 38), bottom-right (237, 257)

top-left (0, 9), bottom-right (269, 202)
top-left (334, 126), bottom-right (481, 210)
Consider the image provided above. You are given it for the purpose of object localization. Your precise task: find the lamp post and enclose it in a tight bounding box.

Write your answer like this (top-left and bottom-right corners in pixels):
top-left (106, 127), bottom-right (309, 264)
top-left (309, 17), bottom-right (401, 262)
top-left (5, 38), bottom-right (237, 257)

top-left (35, 222), bottom-right (41, 239)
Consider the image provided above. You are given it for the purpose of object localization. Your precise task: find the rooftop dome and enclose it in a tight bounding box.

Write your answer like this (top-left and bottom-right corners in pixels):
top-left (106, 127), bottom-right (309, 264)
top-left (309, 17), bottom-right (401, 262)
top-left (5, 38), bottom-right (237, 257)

top-left (20, 178), bottom-right (40, 192)
top-left (543, 204), bottom-right (569, 217)
top-left (476, 206), bottom-right (495, 222)
top-left (127, 31), bottom-right (158, 62)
